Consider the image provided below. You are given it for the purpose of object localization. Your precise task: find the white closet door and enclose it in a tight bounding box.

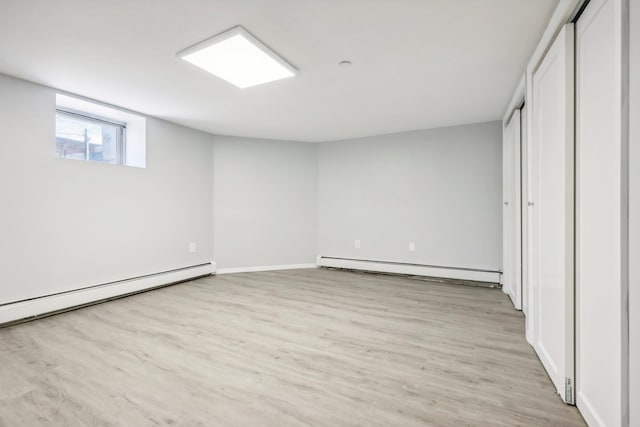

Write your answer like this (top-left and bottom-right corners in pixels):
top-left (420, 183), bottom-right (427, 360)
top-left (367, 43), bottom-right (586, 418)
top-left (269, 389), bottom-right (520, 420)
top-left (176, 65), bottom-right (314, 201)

top-left (530, 24), bottom-right (574, 402)
top-left (503, 110), bottom-right (521, 309)
top-left (630, 0), bottom-right (639, 424)
top-left (520, 103), bottom-right (528, 317)
top-left (502, 122), bottom-right (512, 293)
top-left (576, 0), bottom-right (624, 424)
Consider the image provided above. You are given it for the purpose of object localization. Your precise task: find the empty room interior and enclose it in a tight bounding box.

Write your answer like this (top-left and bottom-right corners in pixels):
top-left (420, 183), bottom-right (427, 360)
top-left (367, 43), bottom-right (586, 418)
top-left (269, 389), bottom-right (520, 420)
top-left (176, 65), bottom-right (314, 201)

top-left (0, 0), bottom-right (637, 426)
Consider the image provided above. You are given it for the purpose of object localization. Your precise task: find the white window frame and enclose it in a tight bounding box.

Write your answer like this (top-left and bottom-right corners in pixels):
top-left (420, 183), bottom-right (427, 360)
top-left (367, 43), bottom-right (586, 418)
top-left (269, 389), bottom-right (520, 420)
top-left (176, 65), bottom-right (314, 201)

top-left (56, 108), bottom-right (127, 165)
top-left (56, 93), bottom-right (146, 168)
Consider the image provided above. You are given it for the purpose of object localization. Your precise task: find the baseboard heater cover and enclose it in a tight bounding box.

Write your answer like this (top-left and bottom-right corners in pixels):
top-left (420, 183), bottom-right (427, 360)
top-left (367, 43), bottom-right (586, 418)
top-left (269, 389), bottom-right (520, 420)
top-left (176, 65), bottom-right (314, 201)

top-left (316, 256), bottom-right (500, 284)
top-left (0, 262), bottom-right (216, 326)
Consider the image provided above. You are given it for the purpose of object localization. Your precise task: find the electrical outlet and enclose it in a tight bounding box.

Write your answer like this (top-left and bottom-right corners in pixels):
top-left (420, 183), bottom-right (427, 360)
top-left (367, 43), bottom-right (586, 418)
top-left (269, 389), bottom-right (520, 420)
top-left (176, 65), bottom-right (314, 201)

top-left (409, 242), bottom-right (415, 252)
top-left (189, 242), bottom-right (196, 253)
top-left (355, 239), bottom-right (361, 249)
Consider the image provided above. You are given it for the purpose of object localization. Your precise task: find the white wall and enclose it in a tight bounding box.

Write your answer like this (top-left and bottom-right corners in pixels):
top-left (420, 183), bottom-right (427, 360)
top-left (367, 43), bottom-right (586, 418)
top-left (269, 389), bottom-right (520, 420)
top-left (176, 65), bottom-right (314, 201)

top-left (630, 0), bottom-right (639, 423)
top-left (318, 121), bottom-right (502, 272)
top-left (0, 73), bottom-right (214, 305)
top-left (213, 136), bottom-right (317, 270)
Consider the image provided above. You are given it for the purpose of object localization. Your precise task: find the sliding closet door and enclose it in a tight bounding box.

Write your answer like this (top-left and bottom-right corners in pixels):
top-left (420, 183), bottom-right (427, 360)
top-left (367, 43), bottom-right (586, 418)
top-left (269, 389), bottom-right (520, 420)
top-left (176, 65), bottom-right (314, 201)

top-left (576, 0), bottom-right (625, 424)
top-left (530, 24), bottom-right (574, 402)
top-left (502, 120), bottom-right (513, 296)
top-left (630, 0), bottom-right (639, 424)
top-left (503, 110), bottom-right (521, 309)
top-left (520, 103), bottom-right (529, 316)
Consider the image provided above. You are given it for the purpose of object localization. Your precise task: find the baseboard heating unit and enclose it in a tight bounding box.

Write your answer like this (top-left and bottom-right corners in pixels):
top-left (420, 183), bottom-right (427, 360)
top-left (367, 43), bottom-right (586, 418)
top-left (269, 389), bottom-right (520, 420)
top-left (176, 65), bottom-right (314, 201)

top-left (0, 262), bottom-right (216, 327)
top-left (316, 256), bottom-right (500, 285)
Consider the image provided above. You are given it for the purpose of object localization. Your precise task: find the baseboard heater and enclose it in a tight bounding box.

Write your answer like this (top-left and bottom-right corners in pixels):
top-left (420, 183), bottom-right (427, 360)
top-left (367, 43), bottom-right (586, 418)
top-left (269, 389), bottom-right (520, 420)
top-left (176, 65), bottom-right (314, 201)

top-left (0, 262), bottom-right (216, 327)
top-left (317, 256), bottom-right (500, 284)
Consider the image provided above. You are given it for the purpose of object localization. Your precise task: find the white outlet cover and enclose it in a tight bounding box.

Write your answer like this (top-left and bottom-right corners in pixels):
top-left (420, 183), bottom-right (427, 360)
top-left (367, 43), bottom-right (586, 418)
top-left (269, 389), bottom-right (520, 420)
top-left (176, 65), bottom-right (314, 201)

top-left (355, 239), bottom-right (361, 249)
top-left (189, 242), bottom-right (197, 253)
top-left (409, 242), bottom-right (416, 252)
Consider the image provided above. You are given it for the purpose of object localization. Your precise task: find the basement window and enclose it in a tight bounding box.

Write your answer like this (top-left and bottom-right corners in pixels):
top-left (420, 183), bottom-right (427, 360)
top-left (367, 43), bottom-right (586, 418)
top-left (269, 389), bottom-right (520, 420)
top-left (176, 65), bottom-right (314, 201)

top-left (55, 94), bottom-right (146, 168)
top-left (56, 110), bottom-right (126, 165)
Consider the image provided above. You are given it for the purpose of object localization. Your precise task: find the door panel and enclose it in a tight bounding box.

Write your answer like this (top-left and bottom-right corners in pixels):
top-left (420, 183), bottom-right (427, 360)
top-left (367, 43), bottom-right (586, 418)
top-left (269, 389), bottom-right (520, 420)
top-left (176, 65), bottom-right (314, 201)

top-left (630, 0), bottom-right (639, 425)
top-left (576, 0), bottom-right (623, 424)
top-left (530, 24), bottom-right (574, 402)
top-left (502, 120), bottom-right (512, 294)
top-left (503, 110), bottom-right (521, 309)
top-left (520, 103), bottom-right (528, 316)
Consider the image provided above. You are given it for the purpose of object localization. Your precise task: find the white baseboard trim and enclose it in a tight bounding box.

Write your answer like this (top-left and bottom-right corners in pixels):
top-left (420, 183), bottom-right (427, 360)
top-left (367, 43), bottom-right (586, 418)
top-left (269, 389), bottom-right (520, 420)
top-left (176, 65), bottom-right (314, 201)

top-left (216, 263), bottom-right (318, 275)
top-left (0, 263), bottom-right (216, 326)
top-left (525, 325), bottom-right (534, 347)
top-left (534, 342), bottom-right (564, 399)
top-left (317, 256), bottom-right (500, 283)
top-left (577, 392), bottom-right (607, 427)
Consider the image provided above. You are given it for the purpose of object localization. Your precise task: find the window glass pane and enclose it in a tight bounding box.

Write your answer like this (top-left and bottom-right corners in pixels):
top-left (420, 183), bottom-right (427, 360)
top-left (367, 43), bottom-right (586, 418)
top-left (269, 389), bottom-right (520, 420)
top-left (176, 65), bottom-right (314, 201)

top-left (55, 112), bottom-right (123, 164)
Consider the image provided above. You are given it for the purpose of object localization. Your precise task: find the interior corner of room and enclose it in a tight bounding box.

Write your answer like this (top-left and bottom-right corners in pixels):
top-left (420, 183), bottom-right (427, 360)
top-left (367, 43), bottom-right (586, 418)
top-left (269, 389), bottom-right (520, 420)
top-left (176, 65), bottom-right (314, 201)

top-left (0, 0), bottom-right (637, 425)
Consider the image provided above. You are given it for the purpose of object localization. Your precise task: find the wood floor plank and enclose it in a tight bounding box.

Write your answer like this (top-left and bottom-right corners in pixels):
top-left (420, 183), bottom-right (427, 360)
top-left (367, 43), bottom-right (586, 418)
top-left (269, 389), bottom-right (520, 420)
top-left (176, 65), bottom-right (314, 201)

top-left (0, 268), bottom-right (585, 426)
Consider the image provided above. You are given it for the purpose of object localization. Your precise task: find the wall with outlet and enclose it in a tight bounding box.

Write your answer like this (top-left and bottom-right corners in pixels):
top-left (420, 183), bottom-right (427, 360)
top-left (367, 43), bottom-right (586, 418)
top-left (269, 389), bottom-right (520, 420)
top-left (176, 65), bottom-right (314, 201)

top-left (0, 73), bottom-right (503, 305)
top-left (317, 121), bottom-right (502, 271)
top-left (213, 136), bottom-right (318, 270)
top-left (0, 73), bottom-right (214, 305)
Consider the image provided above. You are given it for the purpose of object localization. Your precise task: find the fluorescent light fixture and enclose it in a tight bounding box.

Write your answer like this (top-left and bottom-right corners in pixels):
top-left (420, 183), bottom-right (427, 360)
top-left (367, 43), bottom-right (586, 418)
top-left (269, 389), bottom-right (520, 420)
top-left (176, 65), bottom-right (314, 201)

top-left (178, 26), bottom-right (296, 88)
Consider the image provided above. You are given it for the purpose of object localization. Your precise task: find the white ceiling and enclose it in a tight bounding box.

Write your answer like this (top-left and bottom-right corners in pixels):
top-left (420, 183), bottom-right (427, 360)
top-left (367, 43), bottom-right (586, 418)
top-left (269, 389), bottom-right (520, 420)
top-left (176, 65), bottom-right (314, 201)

top-left (0, 0), bottom-right (558, 142)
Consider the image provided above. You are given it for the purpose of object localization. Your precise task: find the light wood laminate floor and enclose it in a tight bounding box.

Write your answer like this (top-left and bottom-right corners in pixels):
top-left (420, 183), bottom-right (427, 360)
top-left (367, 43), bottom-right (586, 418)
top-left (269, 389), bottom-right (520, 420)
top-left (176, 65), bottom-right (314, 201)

top-left (0, 268), bottom-right (585, 426)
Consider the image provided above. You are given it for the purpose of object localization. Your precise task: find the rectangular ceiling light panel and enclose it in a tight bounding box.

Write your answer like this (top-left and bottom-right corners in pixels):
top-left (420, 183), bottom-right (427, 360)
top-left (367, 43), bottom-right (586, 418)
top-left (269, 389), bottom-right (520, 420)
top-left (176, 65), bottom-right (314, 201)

top-left (178, 26), bottom-right (296, 88)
